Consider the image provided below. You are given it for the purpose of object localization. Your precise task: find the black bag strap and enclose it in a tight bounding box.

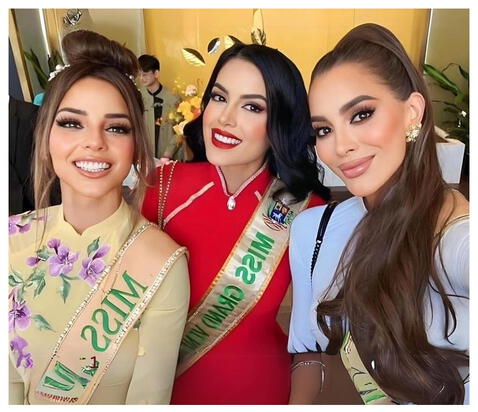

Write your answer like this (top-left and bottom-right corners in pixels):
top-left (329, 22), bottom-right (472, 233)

top-left (310, 201), bottom-right (338, 280)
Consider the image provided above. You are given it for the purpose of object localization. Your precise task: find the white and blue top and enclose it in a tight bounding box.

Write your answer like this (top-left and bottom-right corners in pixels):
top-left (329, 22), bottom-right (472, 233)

top-left (287, 196), bottom-right (469, 403)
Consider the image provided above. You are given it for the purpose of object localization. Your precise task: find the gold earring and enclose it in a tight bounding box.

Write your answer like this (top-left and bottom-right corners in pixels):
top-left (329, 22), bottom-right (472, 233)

top-left (406, 123), bottom-right (422, 143)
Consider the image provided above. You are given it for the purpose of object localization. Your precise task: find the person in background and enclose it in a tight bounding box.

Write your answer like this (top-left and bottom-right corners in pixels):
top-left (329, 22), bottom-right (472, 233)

top-left (142, 43), bottom-right (330, 404)
top-left (9, 96), bottom-right (62, 214)
top-left (9, 30), bottom-right (189, 405)
top-left (288, 23), bottom-right (468, 405)
top-left (138, 54), bottom-right (182, 162)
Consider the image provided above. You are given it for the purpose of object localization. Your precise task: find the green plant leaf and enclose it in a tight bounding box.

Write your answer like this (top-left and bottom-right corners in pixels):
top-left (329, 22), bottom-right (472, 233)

top-left (48, 49), bottom-right (64, 73)
top-left (24, 49), bottom-right (48, 89)
top-left (87, 237), bottom-right (100, 256)
top-left (423, 63), bottom-right (460, 96)
top-left (443, 106), bottom-right (460, 114)
top-left (181, 48), bottom-right (206, 67)
top-left (32, 314), bottom-right (54, 331)
top-left (458, 65), bottom-right (469, 80)
top-left (432, 100), bottom-right (462, 111)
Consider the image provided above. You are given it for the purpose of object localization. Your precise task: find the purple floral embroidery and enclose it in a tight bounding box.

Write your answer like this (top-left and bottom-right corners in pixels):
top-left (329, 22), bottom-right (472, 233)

top-left (9, 299), bottom-right (32, 332)
top-left (79, 245), bottom-right (110, 286)
top-left (47, 238), bottom-right (61, 251)
top-left (10, 335), bottom-right (34, 369)
top-left (47, 239), bottom-right (79, 277)
top-left (26, 256), bottom-right (40, 267)
top-left (8, 215), bottom-right (31, 235)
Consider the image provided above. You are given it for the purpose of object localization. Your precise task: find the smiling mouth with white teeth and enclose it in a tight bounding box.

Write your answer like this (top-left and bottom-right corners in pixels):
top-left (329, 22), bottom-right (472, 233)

top-left (74, 161), bottom-right (111, 173)
top-left (215, 133), bottom-right (241, 144)
top-left (212, 128), bottom-right (242, 149)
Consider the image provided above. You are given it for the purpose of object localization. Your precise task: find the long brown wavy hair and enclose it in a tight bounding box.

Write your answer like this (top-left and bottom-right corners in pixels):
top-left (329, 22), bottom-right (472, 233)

top-left (311, 23), bottom-right (468, 404)
top-left (33, 30), bottom-right (155, 213)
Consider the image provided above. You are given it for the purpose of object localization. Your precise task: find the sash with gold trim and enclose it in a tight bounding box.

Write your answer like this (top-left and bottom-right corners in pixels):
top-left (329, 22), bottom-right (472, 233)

top-left (340, 331), bottom-right (397, 404)
top-left (33, 222), bottom-right (187, 404)
top-left (176, 178), bottom-right (310, 376)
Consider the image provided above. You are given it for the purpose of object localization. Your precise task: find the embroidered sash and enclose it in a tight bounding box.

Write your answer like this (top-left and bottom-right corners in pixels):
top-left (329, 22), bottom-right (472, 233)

top-left (176, 178), bottom-right (310, 376)
top-left (340, 331), bottom-right (396, 404)
top-left (33, 222), bottom-right (187, 404)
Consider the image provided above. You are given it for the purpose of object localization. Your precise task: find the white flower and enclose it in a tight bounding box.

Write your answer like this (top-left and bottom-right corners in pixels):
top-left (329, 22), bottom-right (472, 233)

top-left (48, 64), bottom-right (70, 82)
top-left (185, 84), bottom-right (198, 97)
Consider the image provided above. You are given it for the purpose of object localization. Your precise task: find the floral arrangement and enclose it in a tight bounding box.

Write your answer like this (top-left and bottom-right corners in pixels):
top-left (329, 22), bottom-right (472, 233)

top-left (168, 80), bottom-right (203, 137)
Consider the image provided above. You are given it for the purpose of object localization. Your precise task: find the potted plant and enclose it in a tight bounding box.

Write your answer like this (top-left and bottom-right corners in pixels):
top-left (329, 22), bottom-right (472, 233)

top-left (423, 62), bottom-right (469, 178)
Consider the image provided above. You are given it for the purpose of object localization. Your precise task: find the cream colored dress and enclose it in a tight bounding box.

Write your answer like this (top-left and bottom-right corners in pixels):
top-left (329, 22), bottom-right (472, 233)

top-left (9, 200), bottom-right (190, 404)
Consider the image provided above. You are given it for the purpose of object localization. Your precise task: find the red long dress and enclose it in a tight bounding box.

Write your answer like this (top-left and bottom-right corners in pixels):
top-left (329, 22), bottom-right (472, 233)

top-left (142, 162), bottom-right (325, 404)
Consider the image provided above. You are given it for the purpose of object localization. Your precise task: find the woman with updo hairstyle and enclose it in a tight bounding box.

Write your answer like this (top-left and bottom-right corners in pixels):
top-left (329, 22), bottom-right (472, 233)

top-left (9, 30), bottom-right (189, 404)
top-left (288, 23), bottom-right (468, 404)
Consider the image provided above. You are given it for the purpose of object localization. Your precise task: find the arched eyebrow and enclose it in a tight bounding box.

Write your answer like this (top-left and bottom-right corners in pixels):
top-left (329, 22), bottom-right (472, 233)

top-left (56, 107), bottom-right (130, 120)
top-left (311, 95), bottom-right (378, 123)
top-left (213, 82), bottom-right (266, 103)
top-left (339, 95), bottom-right (377, 114)
top-left (57, 107), bottom-right (86, 116)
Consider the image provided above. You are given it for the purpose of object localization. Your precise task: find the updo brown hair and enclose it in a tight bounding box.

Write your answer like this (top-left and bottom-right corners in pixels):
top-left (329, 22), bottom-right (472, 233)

top-left (33, 29), bottom-right (154, 212)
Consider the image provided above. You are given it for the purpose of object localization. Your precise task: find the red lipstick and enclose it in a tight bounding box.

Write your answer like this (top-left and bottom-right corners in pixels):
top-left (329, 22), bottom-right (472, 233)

top-left (211, 128), bottom-right (242, 150)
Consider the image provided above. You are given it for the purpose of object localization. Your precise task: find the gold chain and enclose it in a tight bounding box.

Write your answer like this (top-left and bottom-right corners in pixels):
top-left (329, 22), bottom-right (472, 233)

top-left (157, 161), bottom-right (177, 229)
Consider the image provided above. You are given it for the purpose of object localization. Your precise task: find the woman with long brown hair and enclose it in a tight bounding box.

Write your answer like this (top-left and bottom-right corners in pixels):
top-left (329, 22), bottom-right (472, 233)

top-left (288, 23), bottom-right (468, 404)
top-left (9, 30), bottom-right (189, 404)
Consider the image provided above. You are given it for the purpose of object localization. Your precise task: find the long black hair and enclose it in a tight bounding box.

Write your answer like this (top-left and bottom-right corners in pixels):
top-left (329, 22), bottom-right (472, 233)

top-left (185, 43), bottom-right (330, 202)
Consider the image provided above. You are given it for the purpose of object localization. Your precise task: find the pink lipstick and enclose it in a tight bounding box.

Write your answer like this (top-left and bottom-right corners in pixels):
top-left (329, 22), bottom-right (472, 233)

top-left (338, 155), bottom-right (374, 179)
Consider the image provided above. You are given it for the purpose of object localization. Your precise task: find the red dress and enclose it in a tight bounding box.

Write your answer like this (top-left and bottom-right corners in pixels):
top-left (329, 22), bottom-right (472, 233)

top-left (142, 162), bottom-right (325, 404)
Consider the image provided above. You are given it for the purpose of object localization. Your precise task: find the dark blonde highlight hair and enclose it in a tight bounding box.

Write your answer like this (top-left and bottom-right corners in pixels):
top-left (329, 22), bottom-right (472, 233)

top-left (33, 30), bottom-right (155, 213)
top-left (312, 23), bottom-right (468, 404)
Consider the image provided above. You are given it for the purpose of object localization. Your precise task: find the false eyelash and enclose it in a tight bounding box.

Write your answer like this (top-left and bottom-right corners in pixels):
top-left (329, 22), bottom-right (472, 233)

top-left (107, 124), bottom-right (132, 134)
top-left (55, 117), bottom-right (82, 128)
top-left (351, 105), bottom-right (375, 122)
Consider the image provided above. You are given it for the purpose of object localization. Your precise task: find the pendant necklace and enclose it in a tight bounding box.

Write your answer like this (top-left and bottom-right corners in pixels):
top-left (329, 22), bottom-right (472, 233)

top-left (216, 163), bottom-right (268, 211)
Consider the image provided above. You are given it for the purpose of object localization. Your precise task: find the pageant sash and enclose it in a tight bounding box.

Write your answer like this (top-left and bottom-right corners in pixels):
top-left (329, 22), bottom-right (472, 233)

top-left (340, 331), bottom-right (396, 404)
top-left (176, 178), bottom-right (310, 376)
top-left (34, 222), bottom-right (187, 404)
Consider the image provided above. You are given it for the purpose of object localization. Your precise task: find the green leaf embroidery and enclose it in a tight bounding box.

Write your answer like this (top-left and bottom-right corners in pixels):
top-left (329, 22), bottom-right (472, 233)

top-left (32, 314), bottom-right (54, 331)
top-left (30, 267), bottom-right (46, 282)
top-left (9, 269), bottom-right (23, 286)
top-left (87, 237), bottom-right (100, 256)
top-left (17, 285), bottom-right (26, 302)
top-left (34, 277), bottom-right (46, 297)
top-left (60, 277), bottom-right (71, 303)
top-left (9, 275), bottom-right (22, 286)
top-left (37, 245), bottom-right (51, 261)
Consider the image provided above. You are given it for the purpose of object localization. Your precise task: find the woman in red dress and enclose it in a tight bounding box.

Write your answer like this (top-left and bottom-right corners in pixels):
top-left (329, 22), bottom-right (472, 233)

top-left (142, 43), bottom-right (329, 404)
